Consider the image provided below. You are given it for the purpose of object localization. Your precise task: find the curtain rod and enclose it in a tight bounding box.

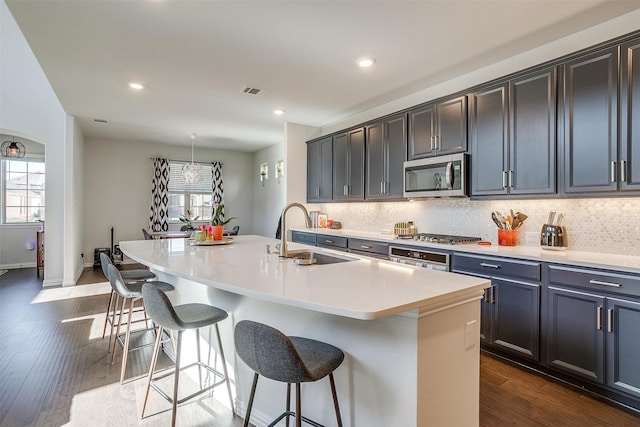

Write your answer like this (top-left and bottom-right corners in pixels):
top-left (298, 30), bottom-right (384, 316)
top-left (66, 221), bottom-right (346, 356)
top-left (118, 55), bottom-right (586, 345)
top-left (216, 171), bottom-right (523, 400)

top-left (150, 157), bottom-right (223, 166)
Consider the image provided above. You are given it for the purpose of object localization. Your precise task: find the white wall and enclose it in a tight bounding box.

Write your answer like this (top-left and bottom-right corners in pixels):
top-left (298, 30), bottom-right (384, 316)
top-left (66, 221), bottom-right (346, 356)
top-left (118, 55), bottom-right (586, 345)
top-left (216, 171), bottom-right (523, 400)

top-left (252, 143), bottom-right (285, 237)
top-left (63, 117), bottom-right (85, 284)
top-left (82, 137), bottom-right (254, 265)
top-left (0, 1), bottom-right (69, 285)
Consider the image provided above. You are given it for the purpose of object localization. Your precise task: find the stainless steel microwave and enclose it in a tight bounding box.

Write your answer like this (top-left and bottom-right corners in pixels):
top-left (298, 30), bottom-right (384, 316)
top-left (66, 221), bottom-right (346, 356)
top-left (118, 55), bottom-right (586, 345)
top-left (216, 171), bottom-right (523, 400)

top-left (403, 153), bottom-right (468, 198)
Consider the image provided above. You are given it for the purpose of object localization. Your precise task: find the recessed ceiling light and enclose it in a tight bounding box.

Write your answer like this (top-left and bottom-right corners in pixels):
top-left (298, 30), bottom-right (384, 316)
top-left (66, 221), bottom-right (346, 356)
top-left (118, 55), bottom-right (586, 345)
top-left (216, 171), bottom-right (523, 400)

top-left (128, 82), bottom-right (145, 90)
top-left (357, 56), bottom-right (376, 68)
top-left (273, 109), bottom-right (285, 116)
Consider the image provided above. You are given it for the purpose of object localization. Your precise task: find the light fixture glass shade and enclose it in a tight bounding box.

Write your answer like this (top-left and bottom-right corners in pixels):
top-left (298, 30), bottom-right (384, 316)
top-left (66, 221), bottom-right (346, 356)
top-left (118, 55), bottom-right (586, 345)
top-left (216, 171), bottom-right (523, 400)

top-left (1, 140), bottom-right (26, 158)
top-left (182, 162), bottom-right (203, 184)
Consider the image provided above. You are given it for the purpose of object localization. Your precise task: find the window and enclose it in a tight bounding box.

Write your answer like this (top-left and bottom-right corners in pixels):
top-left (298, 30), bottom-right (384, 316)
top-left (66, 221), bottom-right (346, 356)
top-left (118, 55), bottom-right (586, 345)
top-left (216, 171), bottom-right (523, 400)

top-left (2, 158), bottom-right (45, 224)
top-left (168, 161), bottom-right (213, 222)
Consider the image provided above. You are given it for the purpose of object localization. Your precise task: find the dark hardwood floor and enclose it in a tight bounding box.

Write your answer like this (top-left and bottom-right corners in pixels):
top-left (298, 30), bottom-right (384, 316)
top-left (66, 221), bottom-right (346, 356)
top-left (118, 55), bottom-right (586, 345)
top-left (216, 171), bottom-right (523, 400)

top-left (1, 267), bottom-right (639, 426)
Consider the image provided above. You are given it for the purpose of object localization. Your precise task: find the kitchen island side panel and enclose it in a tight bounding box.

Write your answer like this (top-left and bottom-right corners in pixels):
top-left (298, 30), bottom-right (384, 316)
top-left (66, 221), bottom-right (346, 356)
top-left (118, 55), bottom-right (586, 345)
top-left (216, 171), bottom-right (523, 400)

top-left (152, 270), bottom-right (482, 426)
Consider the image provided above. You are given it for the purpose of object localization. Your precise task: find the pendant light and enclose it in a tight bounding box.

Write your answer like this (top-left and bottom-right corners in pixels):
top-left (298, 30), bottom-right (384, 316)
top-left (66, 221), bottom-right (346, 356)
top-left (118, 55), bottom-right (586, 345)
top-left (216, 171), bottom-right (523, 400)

top-left (182, 133), bottom-right (202, 184)
top-left (1, 137), bottom-right (26, 159)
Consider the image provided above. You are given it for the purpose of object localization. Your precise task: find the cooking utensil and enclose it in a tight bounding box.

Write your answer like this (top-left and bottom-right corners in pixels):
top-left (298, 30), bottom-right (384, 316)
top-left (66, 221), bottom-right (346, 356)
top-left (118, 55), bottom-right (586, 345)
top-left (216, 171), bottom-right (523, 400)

top-left (491, 211), bottom-right (504, 229)
top-left (495, 211), bottom-right (508, 228)
top-left (547, 211), bottom-right (556, 225)
top-left (555, 213), bottom-right (564, 226)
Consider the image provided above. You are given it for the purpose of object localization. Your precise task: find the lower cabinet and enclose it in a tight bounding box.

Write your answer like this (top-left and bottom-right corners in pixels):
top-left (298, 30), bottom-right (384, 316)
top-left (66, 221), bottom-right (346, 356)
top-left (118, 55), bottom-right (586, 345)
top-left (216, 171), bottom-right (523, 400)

top-left (606, 297), bottom-right (640, 398)
top-left (291, 231), bottom-right (316, 246)
top-left (545, 264), bottom-right (640, 400)
top-left (452, 253), bottom-right (541, 361)
top-left (487, 278), bottom-right (540, 360)
top-left (546, 286), bottom-right (605, 383)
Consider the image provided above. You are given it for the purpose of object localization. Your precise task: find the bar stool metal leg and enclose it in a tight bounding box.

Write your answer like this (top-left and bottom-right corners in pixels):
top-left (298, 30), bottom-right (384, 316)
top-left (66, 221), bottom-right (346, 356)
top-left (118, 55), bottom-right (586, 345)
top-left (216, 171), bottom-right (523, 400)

top-left (142, 325), bottom-right (164, 419)
top-left (171, 330), bottom-right (183, 427)
top-left (214, 323), bottom-right (235, 415)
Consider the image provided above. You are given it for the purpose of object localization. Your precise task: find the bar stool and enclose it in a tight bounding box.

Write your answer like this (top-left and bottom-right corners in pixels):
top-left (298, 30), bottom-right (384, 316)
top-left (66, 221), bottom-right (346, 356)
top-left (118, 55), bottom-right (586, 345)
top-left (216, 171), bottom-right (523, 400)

top-left (234, 320), bottom-right (344, 427)
top-left (106, 264), bottom-right (175, 384)
top-left (141, 282), bottom-right (235, 427)
top-left (100, 253), bottom-right (156, 348)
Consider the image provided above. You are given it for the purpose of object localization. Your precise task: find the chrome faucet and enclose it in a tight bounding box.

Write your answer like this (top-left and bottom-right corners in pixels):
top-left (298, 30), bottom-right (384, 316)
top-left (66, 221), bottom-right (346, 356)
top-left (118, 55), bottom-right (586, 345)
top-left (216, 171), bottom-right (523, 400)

top-left (279, 202), bottom-right (312, 257)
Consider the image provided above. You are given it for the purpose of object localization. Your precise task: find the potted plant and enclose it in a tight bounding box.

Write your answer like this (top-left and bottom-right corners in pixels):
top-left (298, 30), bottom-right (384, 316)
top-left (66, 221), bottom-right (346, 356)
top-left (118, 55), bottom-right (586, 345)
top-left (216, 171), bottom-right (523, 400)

top-left (210, 204), bottom-right (237, 240)
top-left (178, 209), bottom-right (199, 230)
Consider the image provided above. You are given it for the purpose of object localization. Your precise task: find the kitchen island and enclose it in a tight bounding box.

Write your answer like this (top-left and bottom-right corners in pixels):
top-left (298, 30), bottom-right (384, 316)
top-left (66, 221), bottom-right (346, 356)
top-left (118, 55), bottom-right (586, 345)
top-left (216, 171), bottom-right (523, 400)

top-left (120, 235), bottom-right (490, 426)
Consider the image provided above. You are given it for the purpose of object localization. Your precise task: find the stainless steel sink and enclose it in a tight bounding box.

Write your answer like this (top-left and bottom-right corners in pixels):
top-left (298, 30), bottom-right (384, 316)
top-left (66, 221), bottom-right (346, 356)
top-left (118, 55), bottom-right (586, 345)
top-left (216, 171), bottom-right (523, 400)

top-left (287, 250), bottom-right (356, 265)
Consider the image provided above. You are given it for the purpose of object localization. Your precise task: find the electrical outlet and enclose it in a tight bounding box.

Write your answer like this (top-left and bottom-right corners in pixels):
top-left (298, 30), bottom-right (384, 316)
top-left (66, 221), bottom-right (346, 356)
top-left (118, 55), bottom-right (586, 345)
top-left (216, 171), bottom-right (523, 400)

top-left (465, 320), bottom-right (477, 350)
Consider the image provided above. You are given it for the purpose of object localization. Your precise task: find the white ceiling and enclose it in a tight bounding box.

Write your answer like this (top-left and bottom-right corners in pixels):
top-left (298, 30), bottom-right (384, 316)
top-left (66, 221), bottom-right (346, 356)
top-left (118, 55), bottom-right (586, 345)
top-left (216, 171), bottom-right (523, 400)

top-left (6, 1), bottom-right (640, 152)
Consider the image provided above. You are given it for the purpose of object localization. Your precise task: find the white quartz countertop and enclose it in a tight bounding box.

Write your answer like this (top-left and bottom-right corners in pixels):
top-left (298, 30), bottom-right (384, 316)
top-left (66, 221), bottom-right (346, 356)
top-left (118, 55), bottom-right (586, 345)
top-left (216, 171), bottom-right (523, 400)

top-left (120, 235), bottom-right (489, 320)
top-left (293, 228), bottom-right (640, 274)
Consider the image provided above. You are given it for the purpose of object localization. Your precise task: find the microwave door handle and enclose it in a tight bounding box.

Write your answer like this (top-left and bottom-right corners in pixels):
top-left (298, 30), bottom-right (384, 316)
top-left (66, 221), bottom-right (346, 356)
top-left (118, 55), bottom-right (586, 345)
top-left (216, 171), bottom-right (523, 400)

top-left (445, 161), bottom-right (454, 189)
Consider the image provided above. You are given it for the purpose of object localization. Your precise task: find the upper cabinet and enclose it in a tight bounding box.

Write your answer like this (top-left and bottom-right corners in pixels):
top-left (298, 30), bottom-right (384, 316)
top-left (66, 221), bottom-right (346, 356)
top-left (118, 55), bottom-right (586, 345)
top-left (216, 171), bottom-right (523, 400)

top-left (365, 113), bottom-right (407, 200)
top-left (621, 38), bottom-right (640, 192)
top-left (563, 47), bottom-right (619, 194)
top-left (307, 136), bottom-right (333, 202)
top-left (470, 67), bottom-right (557, 196)
top-left (333, 127), bottom-right (365, 201)
top-left (408, 95), bottom-right (467, 160)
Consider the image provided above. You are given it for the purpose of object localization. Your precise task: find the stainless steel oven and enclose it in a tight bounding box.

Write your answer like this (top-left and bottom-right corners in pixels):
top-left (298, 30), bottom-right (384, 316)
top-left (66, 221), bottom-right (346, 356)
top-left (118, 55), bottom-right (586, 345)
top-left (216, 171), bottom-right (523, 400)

top-left (388, 246), bottom-right (450, 271)
top-left (403, 153), bottom-right (468, 198)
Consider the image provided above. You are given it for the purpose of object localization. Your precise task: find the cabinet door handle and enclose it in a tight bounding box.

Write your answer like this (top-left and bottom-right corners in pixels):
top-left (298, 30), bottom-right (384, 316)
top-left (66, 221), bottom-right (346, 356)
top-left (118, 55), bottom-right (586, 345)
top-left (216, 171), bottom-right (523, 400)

top-left (621, 160), bottom-right (627, 182)
top-left (360, 245), bottom-right (372, 249)
top-left (611, 161), bottom-right (617, 183)
top-left (430, 136), bottom-right (435, 151)
top-left (607, 308), bottom-right (613, 333)
top-left (597, 306), bottom-right (603, 330)
top-left (490, 285), bottom-right (496, 304)
top-left (325, 239), bottom-right (334, 244)
top-left (480, 262), bottom-right (500, 269)
top-left (343, 184), bottom-right (348, 196)
top-left (380, 182), bottom-right (384, 194)
top-left (589, 279), bottom-right (621, 288)
top-left (435, 135), bottom-right (439, 150)
top-left (316, 187), bottom-right (320, 197)
top-left (508, 170), bottom-right (514, 188)
top-left (502, 171), bottom-right (508, 188)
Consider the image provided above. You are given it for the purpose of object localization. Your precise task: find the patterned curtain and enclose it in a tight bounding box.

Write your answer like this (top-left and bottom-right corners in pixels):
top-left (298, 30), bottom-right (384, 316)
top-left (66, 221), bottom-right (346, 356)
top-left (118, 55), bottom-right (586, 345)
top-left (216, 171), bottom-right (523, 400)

top-left (212, 161), bottom-right (224, 219)
top-left (149, 157), bottom-right (169, 231)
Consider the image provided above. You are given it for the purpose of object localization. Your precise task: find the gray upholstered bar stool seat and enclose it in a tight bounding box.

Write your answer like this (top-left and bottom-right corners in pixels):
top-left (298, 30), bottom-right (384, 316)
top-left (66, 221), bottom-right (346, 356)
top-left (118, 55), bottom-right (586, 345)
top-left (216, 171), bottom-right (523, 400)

top-left (141, 283), bottom-right (235, 427)
top-left (100, 253), bottom-right (156, 345)
top-left (234, 320), bottom-right (345, 427)
top-left (106, 264), bottom-right (175, 384)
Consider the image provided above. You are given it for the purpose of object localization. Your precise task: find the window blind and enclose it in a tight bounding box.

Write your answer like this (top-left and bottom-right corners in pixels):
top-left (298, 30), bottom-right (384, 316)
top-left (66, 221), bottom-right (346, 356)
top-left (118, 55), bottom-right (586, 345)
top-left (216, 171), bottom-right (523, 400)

top-left (168, 161), bottom-right (213, 193)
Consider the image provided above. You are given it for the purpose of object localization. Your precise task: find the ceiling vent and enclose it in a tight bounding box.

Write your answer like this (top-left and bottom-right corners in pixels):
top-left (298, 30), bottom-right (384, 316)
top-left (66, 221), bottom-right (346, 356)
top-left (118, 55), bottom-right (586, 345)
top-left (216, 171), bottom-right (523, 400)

top-left (242, 86), bottom-right (267, 96)
top-left (93, 118), bottom-right (109, 124)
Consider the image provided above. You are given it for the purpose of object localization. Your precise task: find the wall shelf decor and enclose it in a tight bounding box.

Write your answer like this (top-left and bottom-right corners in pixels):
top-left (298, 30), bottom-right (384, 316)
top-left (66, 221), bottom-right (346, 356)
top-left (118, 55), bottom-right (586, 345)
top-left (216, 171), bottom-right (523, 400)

top-left (276, 160), bottom-right (284, 183)
top-left (260, 163), bottom-right (268, 186)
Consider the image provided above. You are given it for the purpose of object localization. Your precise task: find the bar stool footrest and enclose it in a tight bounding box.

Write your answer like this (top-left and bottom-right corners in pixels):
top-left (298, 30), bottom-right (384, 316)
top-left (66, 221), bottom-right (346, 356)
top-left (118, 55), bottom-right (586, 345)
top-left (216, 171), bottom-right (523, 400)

top-left (150, 361), bottom-right (229, 406)
top-left (269, 411), bottom-right (324, 427)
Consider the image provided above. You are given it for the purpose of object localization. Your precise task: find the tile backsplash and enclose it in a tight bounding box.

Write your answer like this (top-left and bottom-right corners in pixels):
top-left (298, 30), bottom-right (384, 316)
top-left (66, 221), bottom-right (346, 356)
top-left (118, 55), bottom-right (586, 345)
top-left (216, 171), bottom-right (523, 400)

top-left (312, 197), bottom-right (640, 256)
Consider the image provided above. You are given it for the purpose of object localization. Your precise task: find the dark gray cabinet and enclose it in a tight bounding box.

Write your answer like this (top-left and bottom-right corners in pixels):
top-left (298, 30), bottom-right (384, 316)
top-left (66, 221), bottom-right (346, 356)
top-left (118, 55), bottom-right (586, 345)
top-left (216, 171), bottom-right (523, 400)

top-left (621, 38), bottom-right (640, 192)
top-left (606, 297), bottom-right (640, 398)
top-left (408, 95), bottom-right (467, 160)
top-left (307, 136), bottom-right (333, 202)
top-left (333, 128), bottom-right (365, 200)
top-left (365, 113), bottom-right (406, 200)
top-left (291, 231), bottom-right (316, 246)
top-left (347, 238), bottom-right (389, 259)
top-left (316, 234), bottom-right (347, 250)
top-left (545, 264), bottom-right (640, 399)
top-left (546, 286), bottom-right (605, 383)
top-left (452, 253), bottom-right (541, 361)
top-left (563, 47), bottom-right (619, 193)
top-left (470, 67), bottom-right (556, 196)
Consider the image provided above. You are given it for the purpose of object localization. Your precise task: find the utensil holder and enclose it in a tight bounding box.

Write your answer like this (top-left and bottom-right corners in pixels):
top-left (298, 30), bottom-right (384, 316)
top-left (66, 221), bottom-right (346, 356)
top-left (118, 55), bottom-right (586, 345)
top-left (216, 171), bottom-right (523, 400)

top-left (498, 229), bottom-right (518, 246)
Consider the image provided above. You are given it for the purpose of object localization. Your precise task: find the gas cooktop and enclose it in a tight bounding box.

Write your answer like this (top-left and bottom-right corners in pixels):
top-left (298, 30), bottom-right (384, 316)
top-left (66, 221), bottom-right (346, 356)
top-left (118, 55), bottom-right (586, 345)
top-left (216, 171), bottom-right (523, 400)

top-left (397, 233), bottom-right (482, 245)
